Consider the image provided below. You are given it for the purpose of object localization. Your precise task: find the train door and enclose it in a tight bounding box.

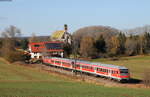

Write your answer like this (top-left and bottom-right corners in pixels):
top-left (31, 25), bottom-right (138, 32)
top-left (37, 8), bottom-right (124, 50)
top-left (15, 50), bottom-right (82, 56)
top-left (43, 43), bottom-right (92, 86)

top-left (71, 61), bottom-right (75, 69)
top-left (108, 70), bottom-right (111, 77)
top-left (94, 67), bottom-right (97, 73)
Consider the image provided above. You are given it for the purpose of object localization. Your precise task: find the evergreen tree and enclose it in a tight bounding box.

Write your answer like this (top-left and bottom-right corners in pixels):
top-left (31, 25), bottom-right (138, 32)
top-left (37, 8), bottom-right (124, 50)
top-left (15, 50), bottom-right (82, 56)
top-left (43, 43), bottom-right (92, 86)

top-left (117, 32), bottom-right (126, 54)
top-left (21, 39), bottom-right (29, 50)
top-left (95, 35), bottom-right (106, 53)
top-left (144, 32), bottom-right (150, 52)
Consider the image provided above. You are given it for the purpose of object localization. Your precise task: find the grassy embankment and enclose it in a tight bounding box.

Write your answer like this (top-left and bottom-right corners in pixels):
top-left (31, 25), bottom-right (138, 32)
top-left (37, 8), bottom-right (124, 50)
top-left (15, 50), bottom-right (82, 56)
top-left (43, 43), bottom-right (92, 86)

top-left (0, 57), bottom-right (150, 97)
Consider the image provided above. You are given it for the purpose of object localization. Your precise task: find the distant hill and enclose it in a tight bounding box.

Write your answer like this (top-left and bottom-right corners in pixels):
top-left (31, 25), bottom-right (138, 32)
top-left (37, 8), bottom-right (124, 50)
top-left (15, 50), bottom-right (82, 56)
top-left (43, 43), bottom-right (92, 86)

top-left (123, 25), bottom-right (150, 35)
top-left (73, 25), bottom-right (119, 41)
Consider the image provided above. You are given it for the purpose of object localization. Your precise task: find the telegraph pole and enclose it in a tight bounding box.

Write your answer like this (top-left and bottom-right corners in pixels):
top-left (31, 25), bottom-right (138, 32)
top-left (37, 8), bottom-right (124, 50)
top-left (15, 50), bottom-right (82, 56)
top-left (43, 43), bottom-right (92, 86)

top-left (73, 36), bottom-right (78, 75)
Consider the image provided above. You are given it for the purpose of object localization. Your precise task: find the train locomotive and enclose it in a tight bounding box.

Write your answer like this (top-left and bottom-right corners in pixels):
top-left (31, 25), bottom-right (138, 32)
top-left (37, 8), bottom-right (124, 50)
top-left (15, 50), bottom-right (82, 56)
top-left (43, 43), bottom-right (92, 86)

top-left (43, 57), bottom-right (130, 82)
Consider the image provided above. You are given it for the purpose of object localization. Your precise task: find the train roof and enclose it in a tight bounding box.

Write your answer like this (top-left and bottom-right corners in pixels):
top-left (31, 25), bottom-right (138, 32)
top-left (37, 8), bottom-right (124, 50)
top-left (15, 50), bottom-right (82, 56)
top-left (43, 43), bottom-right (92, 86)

top-left (51, 57), bottom-right (128, 70)
top-left (91, 62), bottom-right (127, 69)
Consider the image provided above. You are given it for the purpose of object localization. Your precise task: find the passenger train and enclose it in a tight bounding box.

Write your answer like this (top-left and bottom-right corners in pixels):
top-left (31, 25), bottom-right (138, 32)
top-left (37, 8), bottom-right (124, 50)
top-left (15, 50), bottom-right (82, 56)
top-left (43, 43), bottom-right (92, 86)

top-left (43, 57), bottom-right (130, 82)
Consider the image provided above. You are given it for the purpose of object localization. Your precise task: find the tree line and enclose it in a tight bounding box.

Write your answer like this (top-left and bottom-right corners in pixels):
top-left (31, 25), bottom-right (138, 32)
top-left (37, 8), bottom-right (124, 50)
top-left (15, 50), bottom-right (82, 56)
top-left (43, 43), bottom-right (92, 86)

top-left (71, 26), bottom-right (150, 58)
top-left (0, 25), bottom-right (150, 62)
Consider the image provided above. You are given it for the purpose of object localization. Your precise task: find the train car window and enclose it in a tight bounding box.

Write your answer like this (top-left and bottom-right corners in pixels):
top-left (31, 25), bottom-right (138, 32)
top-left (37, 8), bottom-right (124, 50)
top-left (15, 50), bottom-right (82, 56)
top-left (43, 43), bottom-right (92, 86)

top-left (76, 64), bottom-right (80, 68)
top-left (97, 68), bottom-right (104, 72)
top-left (63, 62), bottom-right (70, 66)
top-left (111, 71), bottom-right (113, 74)
top-left (104, 69), bottom-right (105, 72)
top-left (97, 68), bottom-right (98, 71)
top-left (102, 69), bottom-right (104, 72)
top-left (106, 69), bottom-right (108, 73)
top-left (82, 66), bottom-right (84, 69)
top-left (99, 68), bottom-right (102, 72)
top-left (34, 45), bottom-right (40, 47)
top-left (55, 61), bottom-right (61, 64)
top-left (100, 68), bottom-right (102, 71)
top-left (82, 65), bottom-right (93, 70)
top-left (97, 68), bottom-right (99, 71)
top-left (114, 71), bottom-right (115, 74)
top-left (112, 71), bottom-right (115, 74)
top-left (67, 63), bottom-right (71, 65)
top-left (116, 71), bottom-right (118, 74)
top-left (85, 66), bottom-right (87, 69)
top-left (88, 66), bottom-right (92, 70)
top-left (83, 66), bottom-right (86, 69)
top-left (104, 69), bottom-right (106, 72)
top-left (120, 69), bottom-right (128, 73)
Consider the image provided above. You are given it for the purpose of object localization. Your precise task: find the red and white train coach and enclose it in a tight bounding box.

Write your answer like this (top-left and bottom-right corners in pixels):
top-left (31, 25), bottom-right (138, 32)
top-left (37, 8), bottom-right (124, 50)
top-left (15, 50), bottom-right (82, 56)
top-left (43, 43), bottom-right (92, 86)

top-left (43, 57), bottom-right (130, 81)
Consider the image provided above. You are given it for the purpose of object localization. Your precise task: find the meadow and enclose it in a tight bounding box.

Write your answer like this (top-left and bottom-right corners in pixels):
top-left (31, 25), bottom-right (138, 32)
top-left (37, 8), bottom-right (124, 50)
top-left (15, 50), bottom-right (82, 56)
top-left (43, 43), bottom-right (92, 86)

top-left (0, 57), bottom-right (150, 97)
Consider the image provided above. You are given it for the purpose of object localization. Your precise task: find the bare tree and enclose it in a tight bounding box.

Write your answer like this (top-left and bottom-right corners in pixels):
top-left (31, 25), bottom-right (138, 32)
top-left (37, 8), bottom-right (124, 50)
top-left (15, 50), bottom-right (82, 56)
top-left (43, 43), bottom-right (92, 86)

top-left (125, 36), bottom-right (139, 56)
top-left (1, 25), bottom-right (23, 62)
top-left (29, 33), bottom-right (52, 43)
top-left (108, 36), bottom-right (120, 56)
top-left (1, 25), bottom-right (21, 38)
top-left (29, 33), bottom-right (39, 43)
top-left (80, 36), bottom-right (96, 58)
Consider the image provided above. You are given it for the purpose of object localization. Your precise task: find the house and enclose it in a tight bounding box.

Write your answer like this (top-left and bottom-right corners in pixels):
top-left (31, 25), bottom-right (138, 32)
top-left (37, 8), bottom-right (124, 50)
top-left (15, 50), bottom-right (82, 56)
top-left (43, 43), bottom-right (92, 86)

top-left (28, 41), bottom-right (64, 58)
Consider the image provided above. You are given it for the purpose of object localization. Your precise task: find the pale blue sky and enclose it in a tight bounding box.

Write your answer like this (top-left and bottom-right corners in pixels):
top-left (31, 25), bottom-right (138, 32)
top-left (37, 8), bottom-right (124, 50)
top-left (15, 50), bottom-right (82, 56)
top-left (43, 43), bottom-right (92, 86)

top-left (0, 0), bottom-right (150, 36)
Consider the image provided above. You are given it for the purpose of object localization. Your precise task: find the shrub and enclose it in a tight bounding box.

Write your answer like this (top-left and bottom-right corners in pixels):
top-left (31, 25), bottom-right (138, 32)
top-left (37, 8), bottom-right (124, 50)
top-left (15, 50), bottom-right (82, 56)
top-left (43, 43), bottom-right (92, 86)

top-left (3, 51), bottom-right (24, 63)
top-left (143, 69), bottom-right (150, 87)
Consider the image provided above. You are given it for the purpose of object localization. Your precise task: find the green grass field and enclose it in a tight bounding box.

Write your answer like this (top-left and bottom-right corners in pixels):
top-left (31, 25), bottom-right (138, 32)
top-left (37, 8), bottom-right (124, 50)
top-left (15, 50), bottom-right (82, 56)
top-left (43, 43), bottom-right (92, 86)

top-left (0, 57), bottom-right (150, 97)
top-left (92, 55), bottom-right (150, 79)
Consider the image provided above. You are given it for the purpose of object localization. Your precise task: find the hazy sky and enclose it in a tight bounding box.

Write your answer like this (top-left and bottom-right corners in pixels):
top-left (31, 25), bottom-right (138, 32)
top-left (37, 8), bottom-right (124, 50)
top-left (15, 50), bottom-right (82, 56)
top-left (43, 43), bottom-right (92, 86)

top-left (0, 0), bottom-right (150, 36)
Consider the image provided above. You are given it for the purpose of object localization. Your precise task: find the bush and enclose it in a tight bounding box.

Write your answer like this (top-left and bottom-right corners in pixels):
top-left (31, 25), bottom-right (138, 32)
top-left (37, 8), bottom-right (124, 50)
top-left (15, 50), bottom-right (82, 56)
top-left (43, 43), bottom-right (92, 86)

top-left (143, 69), bottom-right (150, 87)
top-left (4, 51), bottom-right (24, 63)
